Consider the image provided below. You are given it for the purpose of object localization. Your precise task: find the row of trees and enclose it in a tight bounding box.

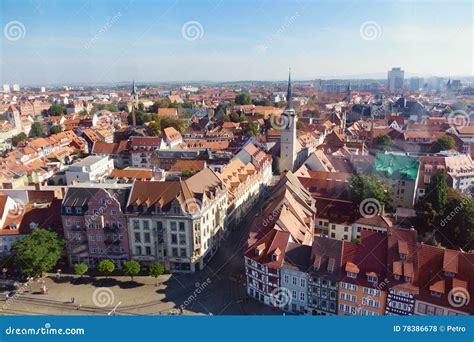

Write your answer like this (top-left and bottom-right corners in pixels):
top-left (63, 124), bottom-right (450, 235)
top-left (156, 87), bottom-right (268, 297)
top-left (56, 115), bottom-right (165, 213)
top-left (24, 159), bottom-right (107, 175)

top-left (10, 229), bottom-right (167, 284)
top-left (373, 134), bottom-right (456, 154)
top-left (74, 260), bottom-right (165, 285)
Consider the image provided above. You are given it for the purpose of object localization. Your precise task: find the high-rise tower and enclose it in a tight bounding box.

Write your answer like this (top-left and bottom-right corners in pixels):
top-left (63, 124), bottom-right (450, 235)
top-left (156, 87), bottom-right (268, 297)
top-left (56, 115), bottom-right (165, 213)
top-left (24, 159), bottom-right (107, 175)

top-left (279, 69), bottom-right (298, 173)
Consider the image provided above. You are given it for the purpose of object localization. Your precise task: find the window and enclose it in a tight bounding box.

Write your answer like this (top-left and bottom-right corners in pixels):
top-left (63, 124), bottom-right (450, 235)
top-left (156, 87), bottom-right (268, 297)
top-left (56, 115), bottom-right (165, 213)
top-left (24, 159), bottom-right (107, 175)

top-left (367, 275), bottom-right (378, 283)
top-left (179, 222), bottom-right (185, 231)
top-left (299, 292), bottom-right (305, 301)
top-left (284, 274), bottom-right (289, 283)
top-left (65, 207), bottom-right (72, 214)
top-left (363, 287), bottom-right (380, 297)
top-left (347, 272), bottom-right (357, 279)
top-left (133, 220), bottom-right (139, 229)
top-left (292, 277), bottom-right (297, 285)
top-left (111, 210), bottom-right (117, 215)
top-left (292, 290), bottom-right (297, 300)
top-left (172, 248), bottom-right (178, 257)
top-left (179, 233), bottom-right (186, 244)
top-left (300, 278), bottom-right (306, 288)
top-left (145, 246), bottom-right (151, 255)
top-left (136, 246), bottom-right (142, 255)
top-left (170, 222), bottom-right (177, 231)
top-left (134, 232), bottom-right (141, 243)
top-left (171, 234), bottom-right (177, 244)
top-left (431, 291), bottom-right (441, 298)
top-left (340, 292), bottom-right (357, 303)
top-left (144, 233), bottom-right (150, 243)
top-left (180, 248), bottom-right (187, 257)
top-left (143, 221), bottom-right (149, 230)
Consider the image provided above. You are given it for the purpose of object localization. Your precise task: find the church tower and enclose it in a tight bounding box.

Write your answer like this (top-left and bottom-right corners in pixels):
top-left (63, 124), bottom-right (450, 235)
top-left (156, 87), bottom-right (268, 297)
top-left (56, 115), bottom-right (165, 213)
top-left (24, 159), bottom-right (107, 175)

top-left (279, 69), bottom-right (298, 173)
top-left (130, 80), bottom-right (138, 126)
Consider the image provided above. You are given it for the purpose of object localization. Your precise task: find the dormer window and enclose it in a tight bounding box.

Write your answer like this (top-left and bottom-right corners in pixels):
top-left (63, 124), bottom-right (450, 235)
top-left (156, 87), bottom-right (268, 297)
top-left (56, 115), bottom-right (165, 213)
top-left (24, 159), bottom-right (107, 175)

top-left (76, 207), bottom-right (82, 214)
top-left (405, 276), bottom-right (412, 283)
top-left (444, 271), bottom-right (455, 278)
top-left (366, 272), bottom-right (378, 283)
top-left (272, 248), bottom-right (281, 261)
top-left (400, 253), bottom-right (406, 260)
top-left (65, 207), bottom-right (72, 214)
top-left (394, 274), bottom-right (400, 280)
top-left (431, 291), bottom-right (442, 298)
top-left (347, 272), bottom-right (357, 279)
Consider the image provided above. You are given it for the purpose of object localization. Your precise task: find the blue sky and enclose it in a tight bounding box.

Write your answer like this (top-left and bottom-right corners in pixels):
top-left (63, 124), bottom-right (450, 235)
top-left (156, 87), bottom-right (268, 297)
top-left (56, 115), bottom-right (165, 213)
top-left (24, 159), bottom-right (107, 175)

top-left (0, 0), bottom-right (472, 85)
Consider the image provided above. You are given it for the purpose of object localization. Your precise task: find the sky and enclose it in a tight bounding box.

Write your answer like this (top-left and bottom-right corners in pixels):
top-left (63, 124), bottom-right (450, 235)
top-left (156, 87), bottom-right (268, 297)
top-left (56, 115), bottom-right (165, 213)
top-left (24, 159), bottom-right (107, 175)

top-left (0, 0), bottom-right (472, 85)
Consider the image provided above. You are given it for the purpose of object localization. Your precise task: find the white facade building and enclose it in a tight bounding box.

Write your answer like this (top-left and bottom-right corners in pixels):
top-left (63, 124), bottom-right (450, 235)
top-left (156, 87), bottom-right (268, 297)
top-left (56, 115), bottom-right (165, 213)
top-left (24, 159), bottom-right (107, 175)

top-left (65, 156), bottom-right (114, 184)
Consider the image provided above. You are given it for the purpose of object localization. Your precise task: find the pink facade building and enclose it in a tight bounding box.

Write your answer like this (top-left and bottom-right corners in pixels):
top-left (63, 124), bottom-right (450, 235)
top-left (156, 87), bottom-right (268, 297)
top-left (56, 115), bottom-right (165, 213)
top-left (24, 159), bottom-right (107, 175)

top-left (61, 187), bottom-right (130, 268)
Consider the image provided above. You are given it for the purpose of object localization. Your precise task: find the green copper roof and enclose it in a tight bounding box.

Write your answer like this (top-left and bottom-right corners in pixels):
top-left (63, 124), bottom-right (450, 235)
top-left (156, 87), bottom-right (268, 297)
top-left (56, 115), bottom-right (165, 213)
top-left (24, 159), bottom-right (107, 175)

top-left (374, 153), bottom-right (420, 181)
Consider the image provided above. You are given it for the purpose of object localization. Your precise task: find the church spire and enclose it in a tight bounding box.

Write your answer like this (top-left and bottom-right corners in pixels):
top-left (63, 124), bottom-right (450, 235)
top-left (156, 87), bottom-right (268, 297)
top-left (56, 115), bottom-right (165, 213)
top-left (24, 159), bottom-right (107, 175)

top-left (286, 68), bottom-right (292, 109)
top-left (131, 80), bottom-right (137, 96)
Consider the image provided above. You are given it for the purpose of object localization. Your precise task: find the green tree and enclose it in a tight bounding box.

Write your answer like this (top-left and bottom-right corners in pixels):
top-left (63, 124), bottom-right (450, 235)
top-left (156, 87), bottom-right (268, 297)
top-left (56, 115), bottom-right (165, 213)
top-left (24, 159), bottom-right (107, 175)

top-left (122, 260), bottom-right (140, 281)
top-left (415, 201), bottom-right (438, 237)
top-left (11, 229), bottom-right (64, 277)
top-left (374, 134), bottom-right (392, 150)
top-left (235, 93), bottom-right (252, 105)
top-left (97, 259), bottom-right (115, 278)
top-left (229, 112), bottom-right (244, 123)
top-left (252, 98), bottom-right (272, 106)
top-left (106, 103), bottom-right (119, 112)
top-left (248, 122), bottom-right (259, 136)
top-left (431, 135), bottom-right (456, 153)
top-left (182, 169), bottom-right (193, 177)
top-left (46, 104), bottom-right (67, 116)
top-left (148, 121), bottom-right (161, 135)
top-left (148, 262), bottom-right (165, 286)
top-left (11, 132), bottom-right (27, 146)
top-left (349, 173), bottom-right (392, 208)
top-left (50, 125), bottom-right (63, 134)
top-left (74, 263), bottom-right (89, 278)
top-left (424, 170), bottom-right (448, 215)
top-left (440, 189), bottom-right (474, 250)
top-left (160, 117), bottom-right (187, 133)
top-left (30, 122), bottom-right (44, 137)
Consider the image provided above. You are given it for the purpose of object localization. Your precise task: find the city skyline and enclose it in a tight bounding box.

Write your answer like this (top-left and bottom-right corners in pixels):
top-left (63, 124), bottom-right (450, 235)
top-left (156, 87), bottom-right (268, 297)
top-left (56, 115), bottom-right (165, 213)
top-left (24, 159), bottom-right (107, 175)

top-left (0, 0), bottom-right (472, 85)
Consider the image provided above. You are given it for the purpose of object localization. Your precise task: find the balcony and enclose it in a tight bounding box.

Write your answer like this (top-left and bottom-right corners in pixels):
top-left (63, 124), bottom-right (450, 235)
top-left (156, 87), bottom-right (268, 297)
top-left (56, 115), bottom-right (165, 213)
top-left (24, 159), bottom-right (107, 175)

top-left (104, 239), bottom-right (121, 245)
top-left (104, 226), bottom-right (120, 233)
